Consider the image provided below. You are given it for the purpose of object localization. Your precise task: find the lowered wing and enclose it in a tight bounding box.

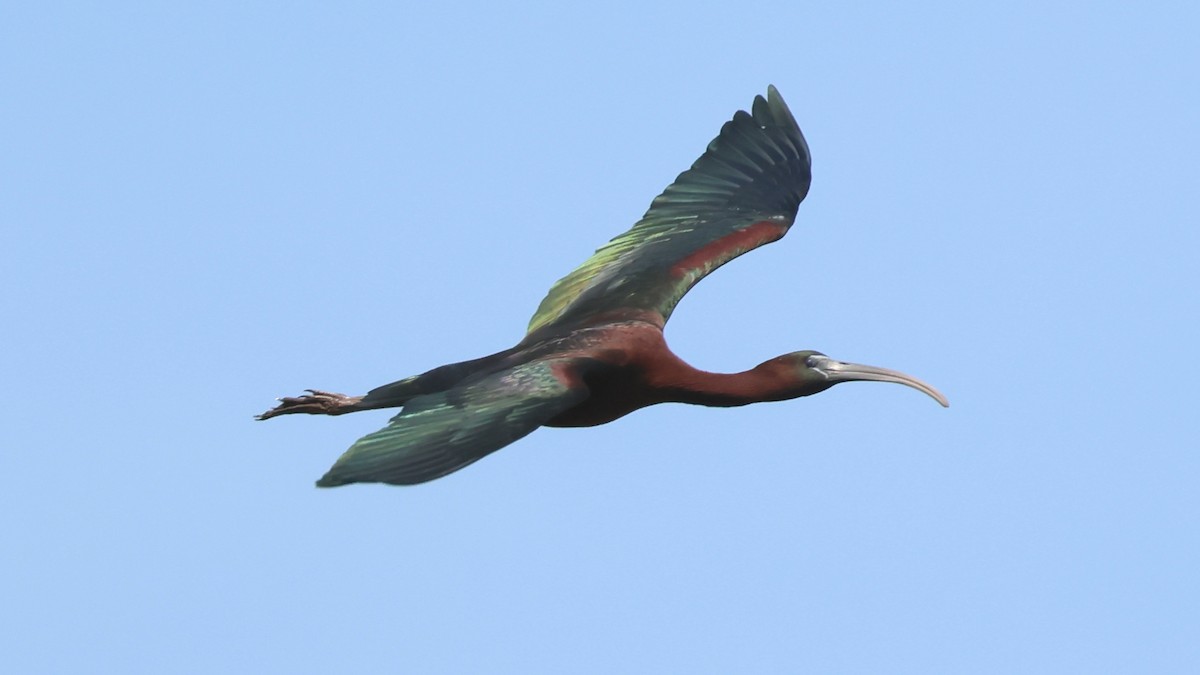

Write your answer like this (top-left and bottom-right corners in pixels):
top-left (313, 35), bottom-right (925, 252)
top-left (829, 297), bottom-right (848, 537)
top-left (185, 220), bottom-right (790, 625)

top-left (316, 359), bottom-right (589, 487)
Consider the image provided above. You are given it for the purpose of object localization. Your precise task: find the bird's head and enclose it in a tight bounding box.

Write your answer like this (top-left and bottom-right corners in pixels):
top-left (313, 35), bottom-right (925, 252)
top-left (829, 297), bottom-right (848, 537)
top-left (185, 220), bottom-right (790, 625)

top-left (777, 350), bottom-right (949, 407)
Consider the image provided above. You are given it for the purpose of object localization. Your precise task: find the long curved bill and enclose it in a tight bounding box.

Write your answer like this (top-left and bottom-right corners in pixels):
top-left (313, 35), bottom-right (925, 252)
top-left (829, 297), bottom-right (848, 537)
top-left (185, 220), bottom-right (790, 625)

top-left (814, 356), bottom-right (949, 407)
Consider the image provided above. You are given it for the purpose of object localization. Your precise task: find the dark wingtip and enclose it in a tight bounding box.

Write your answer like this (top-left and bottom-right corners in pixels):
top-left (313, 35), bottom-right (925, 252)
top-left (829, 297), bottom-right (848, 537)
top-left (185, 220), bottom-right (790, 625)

top-left (315, 471), bottom-right (350, 488)
top-left (750, 84), bottom-right (783, 114)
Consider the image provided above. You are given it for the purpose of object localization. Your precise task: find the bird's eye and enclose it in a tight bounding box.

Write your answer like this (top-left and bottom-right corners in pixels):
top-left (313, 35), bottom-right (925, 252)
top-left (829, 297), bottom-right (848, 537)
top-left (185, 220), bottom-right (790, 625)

top-left (805, 355), bottom-right (820, 368)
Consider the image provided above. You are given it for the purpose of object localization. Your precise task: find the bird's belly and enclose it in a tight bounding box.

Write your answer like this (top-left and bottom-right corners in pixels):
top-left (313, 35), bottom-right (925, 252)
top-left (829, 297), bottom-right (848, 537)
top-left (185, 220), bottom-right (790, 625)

top-left (544, 396), bottom-right (646, 428)
top-left (544, 375), bottom-right (661, 428)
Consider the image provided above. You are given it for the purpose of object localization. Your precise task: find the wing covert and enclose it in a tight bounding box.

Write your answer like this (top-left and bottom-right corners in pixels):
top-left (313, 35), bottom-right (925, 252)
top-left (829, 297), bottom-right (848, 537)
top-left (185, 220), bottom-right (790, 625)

top-left (526, 86), bottom-right (812, 336)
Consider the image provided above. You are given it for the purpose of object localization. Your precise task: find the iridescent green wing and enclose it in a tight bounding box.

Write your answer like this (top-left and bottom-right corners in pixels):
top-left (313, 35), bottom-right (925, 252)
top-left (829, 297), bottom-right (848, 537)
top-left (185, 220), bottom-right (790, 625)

top-left (317, 359), bottom-right (588, 487)
top-left (526, 86), bottom-right (812, 336)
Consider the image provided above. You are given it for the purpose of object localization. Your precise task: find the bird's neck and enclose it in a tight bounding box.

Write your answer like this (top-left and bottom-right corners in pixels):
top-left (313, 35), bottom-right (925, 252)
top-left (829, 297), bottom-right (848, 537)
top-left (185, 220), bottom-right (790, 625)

top-left (653, 359), bottom-right (802, 407)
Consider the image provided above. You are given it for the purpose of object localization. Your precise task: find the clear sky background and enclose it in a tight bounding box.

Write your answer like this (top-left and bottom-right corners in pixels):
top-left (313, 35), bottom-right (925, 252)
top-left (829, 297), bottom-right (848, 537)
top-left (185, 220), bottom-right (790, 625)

top-left (3, 2), bottom-right (1197, 673)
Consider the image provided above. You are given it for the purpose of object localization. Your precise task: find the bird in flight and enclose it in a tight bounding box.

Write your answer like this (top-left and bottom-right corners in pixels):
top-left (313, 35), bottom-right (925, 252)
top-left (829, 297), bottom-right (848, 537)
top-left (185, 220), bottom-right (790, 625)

top-left (258, 86), bottom-right (948, 488)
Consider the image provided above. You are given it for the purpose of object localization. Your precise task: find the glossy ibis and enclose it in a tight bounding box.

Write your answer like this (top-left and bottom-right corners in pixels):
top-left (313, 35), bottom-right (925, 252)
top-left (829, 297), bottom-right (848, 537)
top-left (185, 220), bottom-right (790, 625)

top-left (259, 86), bottom-right (948, 487)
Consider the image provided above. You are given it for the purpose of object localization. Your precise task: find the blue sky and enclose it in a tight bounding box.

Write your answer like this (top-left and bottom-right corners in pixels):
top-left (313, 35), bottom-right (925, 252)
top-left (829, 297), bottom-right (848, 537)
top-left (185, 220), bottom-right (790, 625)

top-left (3, 2), bottom-right (1197, 672)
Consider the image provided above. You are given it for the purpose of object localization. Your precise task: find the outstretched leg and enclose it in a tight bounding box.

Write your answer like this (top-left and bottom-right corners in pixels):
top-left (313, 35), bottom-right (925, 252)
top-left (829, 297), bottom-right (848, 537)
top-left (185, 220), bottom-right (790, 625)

top-left (256, 390), bottom-right (367, 420)
top-left (258, 349), bottom-right (518, 422)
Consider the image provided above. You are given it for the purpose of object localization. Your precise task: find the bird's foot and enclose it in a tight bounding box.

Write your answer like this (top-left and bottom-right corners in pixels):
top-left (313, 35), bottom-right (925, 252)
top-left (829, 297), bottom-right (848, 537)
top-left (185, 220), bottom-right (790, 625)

top-left (256, 390), bottom-right (363, 420)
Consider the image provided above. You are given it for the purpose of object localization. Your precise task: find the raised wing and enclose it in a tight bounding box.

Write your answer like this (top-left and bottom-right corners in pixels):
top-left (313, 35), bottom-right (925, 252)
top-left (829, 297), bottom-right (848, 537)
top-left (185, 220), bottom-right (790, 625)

top-left (526, 86), bottom-right (812, 336)
top-left (316, 359), bottom-right (588, 487)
